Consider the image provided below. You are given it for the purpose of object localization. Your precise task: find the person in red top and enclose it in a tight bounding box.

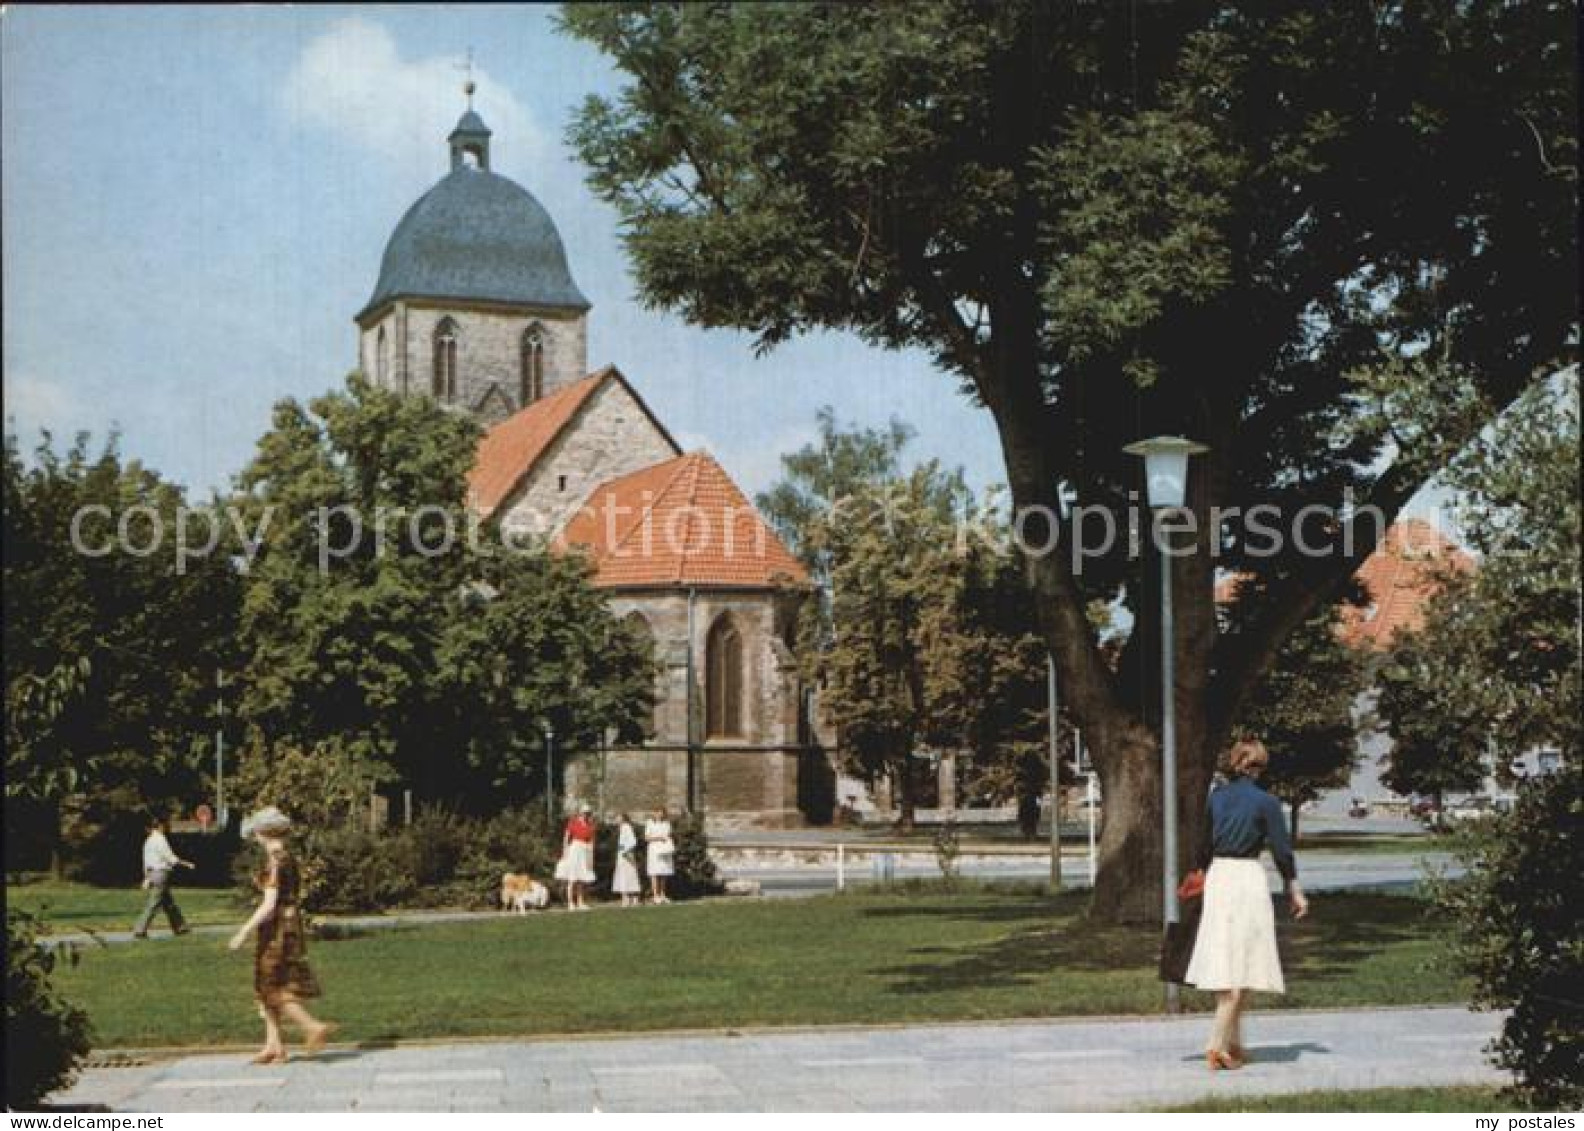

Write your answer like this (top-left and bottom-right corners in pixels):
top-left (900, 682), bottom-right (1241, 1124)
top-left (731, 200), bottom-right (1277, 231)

top-left (554, 804), bottom-right (598, 910)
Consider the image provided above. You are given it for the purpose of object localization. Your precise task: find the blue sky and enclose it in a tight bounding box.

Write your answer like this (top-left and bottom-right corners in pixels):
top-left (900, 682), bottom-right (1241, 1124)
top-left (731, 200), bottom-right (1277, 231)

top-left (5, 5), bottom-right (1457, 527)
top-left (3, 5), bottom-right (1001, 501)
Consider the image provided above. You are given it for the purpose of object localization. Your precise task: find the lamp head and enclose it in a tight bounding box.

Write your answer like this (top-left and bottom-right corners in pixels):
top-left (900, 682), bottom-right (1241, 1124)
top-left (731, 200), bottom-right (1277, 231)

top-left (1122, 436), bottom-right (1209, 510)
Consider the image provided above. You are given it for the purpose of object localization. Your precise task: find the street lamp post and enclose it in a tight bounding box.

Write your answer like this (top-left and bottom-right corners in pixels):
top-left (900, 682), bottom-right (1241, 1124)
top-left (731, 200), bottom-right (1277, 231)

top-left (1047, 654), bottom-right (1062, 891)
top-left (1123, 435), bottom-right (1208, 1014)
top-left (543, 724), bottom-right (557, 823)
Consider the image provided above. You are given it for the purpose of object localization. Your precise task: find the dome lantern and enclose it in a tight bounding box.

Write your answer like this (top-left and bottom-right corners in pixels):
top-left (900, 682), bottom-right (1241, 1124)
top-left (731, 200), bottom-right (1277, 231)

top-left (448, 108), bottom-right (492, 171)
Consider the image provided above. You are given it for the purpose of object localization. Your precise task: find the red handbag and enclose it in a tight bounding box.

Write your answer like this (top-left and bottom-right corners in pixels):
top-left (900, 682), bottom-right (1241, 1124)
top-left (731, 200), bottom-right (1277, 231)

top-left (1177, 869), bottom-right (1206, 901)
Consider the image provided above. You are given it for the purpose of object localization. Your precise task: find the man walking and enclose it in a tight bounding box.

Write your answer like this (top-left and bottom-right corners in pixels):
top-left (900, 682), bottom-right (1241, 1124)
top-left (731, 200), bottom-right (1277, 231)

top-left (133, 814), bottom-right (194, 939)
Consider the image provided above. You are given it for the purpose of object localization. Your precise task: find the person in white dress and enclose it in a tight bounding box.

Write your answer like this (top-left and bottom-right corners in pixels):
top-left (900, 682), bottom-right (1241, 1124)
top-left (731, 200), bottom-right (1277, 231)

top-left (1184, 738), bottom-right (1309, 1071)
top-left (554, 805), bottom-right (597, 910)
top-left (643, 809), bottom-right (675, 904)
top-left (612, 814), bottom-right (642, 907)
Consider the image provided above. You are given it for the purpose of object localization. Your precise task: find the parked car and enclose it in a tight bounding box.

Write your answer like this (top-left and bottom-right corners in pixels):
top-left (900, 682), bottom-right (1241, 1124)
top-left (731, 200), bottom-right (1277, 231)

top-left (1446, 797), bottom-right (1503, 822)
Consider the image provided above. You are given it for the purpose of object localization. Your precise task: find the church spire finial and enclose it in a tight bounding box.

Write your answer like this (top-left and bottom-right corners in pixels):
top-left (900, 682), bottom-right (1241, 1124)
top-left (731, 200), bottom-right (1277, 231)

top-left (447, 49), bottom-right (491, 172)
top-left (461, 47), bottom-right (476, 109)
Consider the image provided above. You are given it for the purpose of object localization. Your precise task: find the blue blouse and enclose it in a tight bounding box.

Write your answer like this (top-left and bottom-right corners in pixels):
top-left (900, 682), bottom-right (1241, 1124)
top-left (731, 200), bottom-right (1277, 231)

top-left (1199, 775), bottom-right (1297, 883)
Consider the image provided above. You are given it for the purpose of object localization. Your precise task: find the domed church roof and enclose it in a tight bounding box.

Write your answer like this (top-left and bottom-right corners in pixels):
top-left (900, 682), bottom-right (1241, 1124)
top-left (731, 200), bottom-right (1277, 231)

top-left (357, 109), bottom-right (590, 323)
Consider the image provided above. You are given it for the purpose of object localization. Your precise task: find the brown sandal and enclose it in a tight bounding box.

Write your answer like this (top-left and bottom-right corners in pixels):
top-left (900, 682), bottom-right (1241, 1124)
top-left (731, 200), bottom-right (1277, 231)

top-left (1206, 1050), bottom-right (1242, 1072)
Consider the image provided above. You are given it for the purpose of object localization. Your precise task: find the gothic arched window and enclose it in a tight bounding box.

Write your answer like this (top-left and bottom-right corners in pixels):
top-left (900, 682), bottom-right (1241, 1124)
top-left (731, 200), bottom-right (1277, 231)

top-left (520, 324), bottom-right (545, 407)
top-left (432, 318), bottom-right (459, 402)
top-left (705, 614), bottom-right (744, 739)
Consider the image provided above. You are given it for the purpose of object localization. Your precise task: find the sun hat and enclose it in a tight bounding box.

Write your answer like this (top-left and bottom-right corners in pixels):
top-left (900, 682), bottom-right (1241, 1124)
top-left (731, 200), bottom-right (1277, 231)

top-left (241, 806), bottom-right (293, 838)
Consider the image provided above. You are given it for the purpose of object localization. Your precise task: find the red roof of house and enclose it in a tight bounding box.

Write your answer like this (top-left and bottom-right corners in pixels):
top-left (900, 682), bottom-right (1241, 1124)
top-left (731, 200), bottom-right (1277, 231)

top-left (1339, 518), bottom-right (1473, 649)
top-left (468, 370), bottom-right (609, 516)
top-left (1215, 519), bottom-right (1474, 649)
top-left (558, 451), bottom-right (810, 590)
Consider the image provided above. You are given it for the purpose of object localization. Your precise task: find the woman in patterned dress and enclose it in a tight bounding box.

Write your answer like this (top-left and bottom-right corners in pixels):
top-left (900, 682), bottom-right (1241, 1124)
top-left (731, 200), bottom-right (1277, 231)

top-left (229, 807), bottom-right (335, 1064)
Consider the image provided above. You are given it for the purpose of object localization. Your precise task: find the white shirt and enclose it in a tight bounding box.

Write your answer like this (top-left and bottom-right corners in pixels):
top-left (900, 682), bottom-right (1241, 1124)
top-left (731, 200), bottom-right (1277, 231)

top-left (644, 819), bottom-right (672, 846)
top-left (618, 822), bottom-right (637, 852)
top-left (142, 830), bottom-right (179, 873)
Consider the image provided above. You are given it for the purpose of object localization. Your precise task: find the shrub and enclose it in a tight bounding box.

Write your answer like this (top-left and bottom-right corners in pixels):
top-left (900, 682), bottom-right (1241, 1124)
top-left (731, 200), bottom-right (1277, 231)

top-left (668, 811), bottom-right (722, 899)
top-left (225, 806), bottom-right (725, 914)
top-left (436, 808), bottom-right (559, 908)
top-left (56, 787), bottom-right (146, 885)
top-left (232, 806), bottom-right (561, 915)
top-left (5, 909), bottom-right (92, 1109)
top-left (1432, 761), bottom-right (1582, 1109)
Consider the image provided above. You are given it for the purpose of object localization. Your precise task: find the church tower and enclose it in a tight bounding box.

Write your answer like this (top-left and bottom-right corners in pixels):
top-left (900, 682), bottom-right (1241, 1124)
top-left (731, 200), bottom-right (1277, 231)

top-left (355, 99), bottom-right (590, 425)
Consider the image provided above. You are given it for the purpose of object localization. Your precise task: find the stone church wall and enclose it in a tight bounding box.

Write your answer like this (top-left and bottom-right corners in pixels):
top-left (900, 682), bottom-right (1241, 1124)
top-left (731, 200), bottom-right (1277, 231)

top-left (492, 378), bottom-right (680, 544)
top-left (564, 587), bottom-right (811, 828)
top-left (358, 300), bottom-right (587, 422)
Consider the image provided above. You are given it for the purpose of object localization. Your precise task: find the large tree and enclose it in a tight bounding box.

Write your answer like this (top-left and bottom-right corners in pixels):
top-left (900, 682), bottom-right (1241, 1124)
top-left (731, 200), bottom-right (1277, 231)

top-left (562, 1), bottom-right (1577, 919)
top-left (232, 375), bottom-right (654, 812)
top-left (3, 431), bottom-right (240, 870)
top-left (761, 412), bottom-right (1057, 828)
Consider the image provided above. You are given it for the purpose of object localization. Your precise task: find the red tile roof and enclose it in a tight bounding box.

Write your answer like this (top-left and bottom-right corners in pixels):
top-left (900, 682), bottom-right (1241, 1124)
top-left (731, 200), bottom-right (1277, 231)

top-left (468, 370), bottom-right (609, 516)
top-left (558, 452), bottom-right (810, 590)
top-left (1215, 519), bottom-right (1474, 649)
top-left (1339, 518), bottom-right (1474, 649)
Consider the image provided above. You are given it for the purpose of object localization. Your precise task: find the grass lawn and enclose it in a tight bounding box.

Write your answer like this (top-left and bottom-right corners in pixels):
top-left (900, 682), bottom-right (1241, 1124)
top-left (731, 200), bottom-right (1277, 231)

top-left (1164, 1086), bottom-right (1526, 1112)
top-left (47, 885), bottom-right (1467, 1049)
top-left (9, 877), bottom-right (244, 934)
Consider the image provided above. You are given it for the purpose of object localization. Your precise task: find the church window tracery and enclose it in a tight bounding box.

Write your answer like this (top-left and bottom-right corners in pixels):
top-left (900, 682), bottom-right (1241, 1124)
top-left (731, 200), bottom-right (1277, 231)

top-left (433, 318), bottom-right (459, 402)
top-left (521, 324), bottom-right (545, 406)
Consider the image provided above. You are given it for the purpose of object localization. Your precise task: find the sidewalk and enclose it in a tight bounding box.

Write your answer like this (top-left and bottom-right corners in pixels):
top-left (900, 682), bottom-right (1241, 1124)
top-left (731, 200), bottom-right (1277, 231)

top-left (54, 1006), bottom-right (1505, 1112)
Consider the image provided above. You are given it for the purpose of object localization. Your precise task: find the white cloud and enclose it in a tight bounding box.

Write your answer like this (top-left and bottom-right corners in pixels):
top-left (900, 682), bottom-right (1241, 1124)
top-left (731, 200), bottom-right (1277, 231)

top-left (280, 18), bottom-right (547, 176)
top-left (3, 372), bottom-right (84, 441)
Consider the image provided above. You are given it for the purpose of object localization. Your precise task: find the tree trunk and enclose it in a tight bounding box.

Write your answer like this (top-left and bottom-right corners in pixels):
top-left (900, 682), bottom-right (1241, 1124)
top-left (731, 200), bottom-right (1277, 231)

top-left (895, 763), bottom-right (917, 830)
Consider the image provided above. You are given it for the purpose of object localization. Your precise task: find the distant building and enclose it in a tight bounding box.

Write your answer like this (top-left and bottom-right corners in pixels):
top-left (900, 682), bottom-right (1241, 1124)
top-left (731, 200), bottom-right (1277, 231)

top-left (1337, 518), bottom-right (1475, 651)
top-left (358, 105), bottom-right (820, 827)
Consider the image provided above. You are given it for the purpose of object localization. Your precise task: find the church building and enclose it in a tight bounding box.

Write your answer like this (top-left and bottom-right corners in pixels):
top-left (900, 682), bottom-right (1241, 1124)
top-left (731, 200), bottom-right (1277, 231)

top-left (356, 103), bottom-right (821, 828)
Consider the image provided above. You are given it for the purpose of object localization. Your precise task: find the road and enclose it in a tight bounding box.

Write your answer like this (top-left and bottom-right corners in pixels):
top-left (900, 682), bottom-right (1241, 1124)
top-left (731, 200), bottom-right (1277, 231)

top-left (722, 851), bottom-right (1457, 899)
top-left (54, 1006), bottom-right (1504, 1112)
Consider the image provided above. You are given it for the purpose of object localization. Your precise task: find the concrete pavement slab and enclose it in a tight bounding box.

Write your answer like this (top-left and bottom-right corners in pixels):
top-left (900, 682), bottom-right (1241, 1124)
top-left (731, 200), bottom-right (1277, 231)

top-left (51, 1005), bottom-right (1507, 1112)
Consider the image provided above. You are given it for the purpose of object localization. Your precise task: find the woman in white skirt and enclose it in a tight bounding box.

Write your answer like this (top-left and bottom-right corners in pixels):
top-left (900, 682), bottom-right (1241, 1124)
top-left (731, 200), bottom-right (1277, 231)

top-left (1184, 738), bottom-right (1309, 1071)
top-left (644, 808), bottom-right (675, 904)
top-left (612, 814), bottom-right (642, 907)
top-left (555, 805), bottom-right (597, 911)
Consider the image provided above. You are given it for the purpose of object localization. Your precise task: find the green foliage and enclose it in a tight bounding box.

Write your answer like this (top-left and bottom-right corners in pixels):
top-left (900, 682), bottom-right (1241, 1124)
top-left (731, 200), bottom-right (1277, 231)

top-left (1234, 606), bottom-right (1369, 831)
top-left (232, 375), bottom-right (655, 810)
top-left (226, 806), bottom-right (719, 915)
top-left (1430, 763), bottom-right (1583, 1110)
top-left (761, 410), bottom-right (1055, 822)
top-left (932, 821), bottom-right (962, 881)
top-left (1378, 373), bottom-right (1581, 800)
top-left (667, 811), bottom-right (721, 899)
top-left (562, 0), bottom-right (1578, 916)
top-left (5, 908), bottom-right (92, 1108)
top-left (3, 431), bottom-right (241, 867)
top-left (231, 806), bottom-right (561, 915)
top-left (230, 743), bottom-right (373, 832)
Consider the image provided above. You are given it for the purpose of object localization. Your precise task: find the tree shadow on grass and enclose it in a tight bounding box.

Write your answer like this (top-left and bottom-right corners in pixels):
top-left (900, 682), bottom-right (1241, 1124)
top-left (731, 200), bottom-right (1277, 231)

top-left (857, 888), bottom-right (1087, 928)
top-left (870, 892), bottom-right (1443, 1000)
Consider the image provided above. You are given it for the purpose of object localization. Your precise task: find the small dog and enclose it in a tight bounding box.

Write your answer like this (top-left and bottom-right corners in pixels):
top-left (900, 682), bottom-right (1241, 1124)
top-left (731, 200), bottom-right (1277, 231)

top-left (500, 872), bottom-right (550, 913)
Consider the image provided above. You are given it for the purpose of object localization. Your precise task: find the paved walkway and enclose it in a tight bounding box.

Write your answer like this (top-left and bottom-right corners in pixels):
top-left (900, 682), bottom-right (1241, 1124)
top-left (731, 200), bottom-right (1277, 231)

top-left (55, 1007), bottom-right (1504, 1112)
